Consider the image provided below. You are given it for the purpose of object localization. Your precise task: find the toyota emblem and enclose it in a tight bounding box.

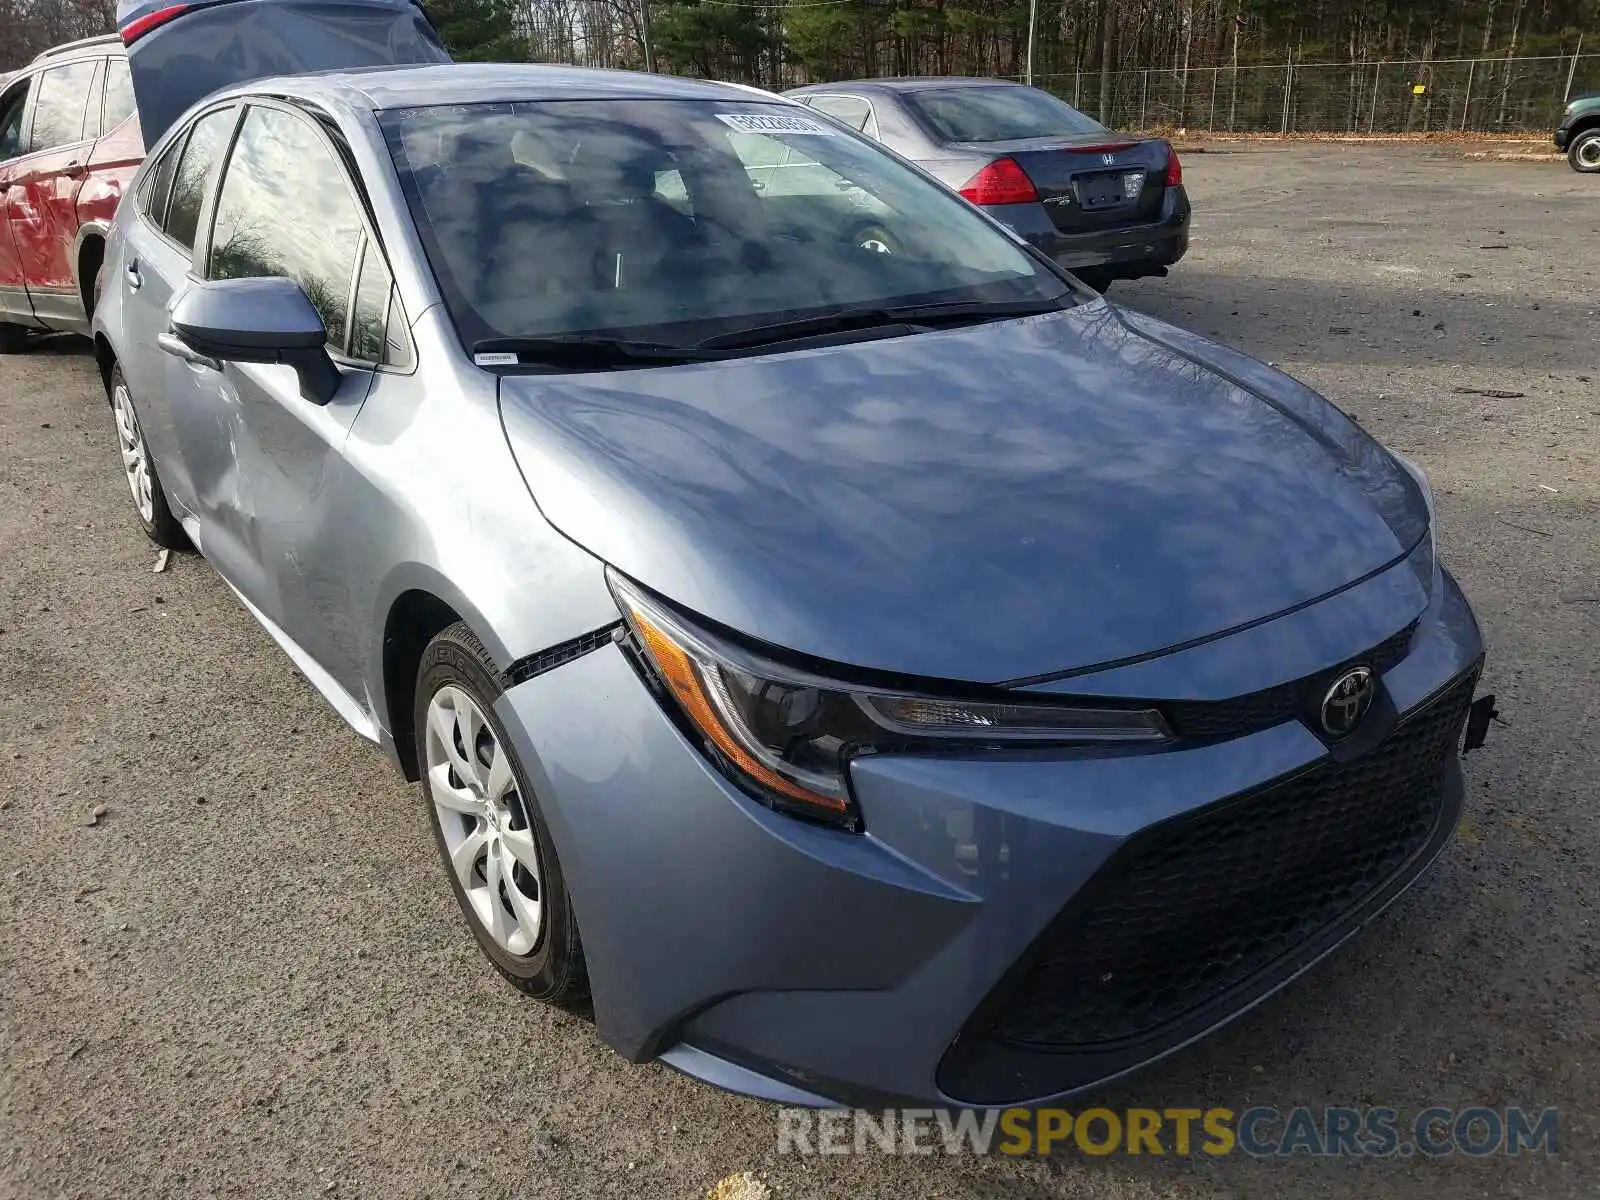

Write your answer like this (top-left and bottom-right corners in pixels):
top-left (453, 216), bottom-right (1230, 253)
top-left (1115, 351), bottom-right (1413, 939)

top-left (1320, 667), bottom-right (1375, 738)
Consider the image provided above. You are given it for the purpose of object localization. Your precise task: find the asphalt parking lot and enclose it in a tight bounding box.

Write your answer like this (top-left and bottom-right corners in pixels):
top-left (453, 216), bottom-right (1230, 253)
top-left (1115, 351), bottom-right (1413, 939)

top-left (2, 141), bottom-right (1596, 1199)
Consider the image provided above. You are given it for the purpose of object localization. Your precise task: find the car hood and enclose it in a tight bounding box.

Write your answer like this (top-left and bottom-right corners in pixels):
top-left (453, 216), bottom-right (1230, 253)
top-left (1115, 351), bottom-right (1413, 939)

top-left (499, 302), bottom-right (1426, 685)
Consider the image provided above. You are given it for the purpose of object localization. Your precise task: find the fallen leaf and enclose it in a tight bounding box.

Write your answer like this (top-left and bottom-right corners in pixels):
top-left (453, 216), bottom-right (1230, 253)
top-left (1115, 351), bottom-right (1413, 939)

top-left (708, 1171), bottom-right (772, 1200)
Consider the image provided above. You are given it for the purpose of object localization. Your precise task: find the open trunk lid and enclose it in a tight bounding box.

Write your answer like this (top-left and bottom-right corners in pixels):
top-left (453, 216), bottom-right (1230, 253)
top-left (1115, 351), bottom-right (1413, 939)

top-left (116, 0), bottom-right (450, 145)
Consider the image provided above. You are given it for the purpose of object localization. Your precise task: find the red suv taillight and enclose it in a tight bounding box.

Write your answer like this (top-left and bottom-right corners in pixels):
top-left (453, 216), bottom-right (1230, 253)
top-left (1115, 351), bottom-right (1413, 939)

top-left (1166, 148), bottom-right (1184, 187)
top-left (120, 2), bottom-right (191, 45)
top-left (958, 158), bottom-right (1038, 206)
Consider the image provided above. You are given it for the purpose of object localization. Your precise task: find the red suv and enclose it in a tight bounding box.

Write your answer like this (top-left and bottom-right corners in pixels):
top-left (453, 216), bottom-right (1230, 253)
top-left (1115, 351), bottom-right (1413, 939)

top-left (0, 35), bottom-right (143, 353)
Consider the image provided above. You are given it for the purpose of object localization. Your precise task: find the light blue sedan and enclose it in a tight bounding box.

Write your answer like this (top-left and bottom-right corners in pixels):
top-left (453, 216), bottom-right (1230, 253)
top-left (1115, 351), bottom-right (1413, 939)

top-left (94, 0), bottom-right (1491, 1109)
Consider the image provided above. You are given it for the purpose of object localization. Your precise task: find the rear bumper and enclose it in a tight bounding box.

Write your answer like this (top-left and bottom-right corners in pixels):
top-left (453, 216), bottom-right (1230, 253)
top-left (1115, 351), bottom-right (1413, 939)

top-left (493, 562), bottom-right (1483, 1110)
top-left (986, 185), bottom-right (1191, 279)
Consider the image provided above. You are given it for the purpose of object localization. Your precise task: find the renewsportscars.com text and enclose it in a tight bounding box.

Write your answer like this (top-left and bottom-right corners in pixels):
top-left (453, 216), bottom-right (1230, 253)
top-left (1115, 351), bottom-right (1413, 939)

top-left (776, 1106), bottom-right (1558, 1158)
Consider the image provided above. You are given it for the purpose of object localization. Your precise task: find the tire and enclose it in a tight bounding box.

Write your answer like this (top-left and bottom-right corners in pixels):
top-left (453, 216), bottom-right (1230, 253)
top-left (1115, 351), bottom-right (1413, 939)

top-left (1075, 268), bottom-right (1114, 294)
top-left (1568, 129), bottom-right (1600, 173)
top-left (0, 323), bottom-right (28, 354)
top-left (415, 621), bottom-right (588, 1008)
top-left (851, 223), bottom-right (899, 255)
top-left (108, 366), bottom-right (185, 549)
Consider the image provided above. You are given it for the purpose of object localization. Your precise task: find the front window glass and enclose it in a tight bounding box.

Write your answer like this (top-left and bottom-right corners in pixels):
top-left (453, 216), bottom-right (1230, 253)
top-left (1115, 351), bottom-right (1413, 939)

top-left (350, 237), bottom-right (393, 362)
top-left (382, 99), bottom-right (1065, 348)
top-left (29, 61), bottom-right (97, 152)
top-left (209, 105), bottom-right (367, 351)
top-left (906, 86), bottom-right (1107, 143)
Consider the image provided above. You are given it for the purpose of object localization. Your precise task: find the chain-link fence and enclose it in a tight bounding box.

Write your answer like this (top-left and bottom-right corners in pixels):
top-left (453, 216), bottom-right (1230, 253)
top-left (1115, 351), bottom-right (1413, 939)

top-left (1018, 54), bottom-right (1600, 134)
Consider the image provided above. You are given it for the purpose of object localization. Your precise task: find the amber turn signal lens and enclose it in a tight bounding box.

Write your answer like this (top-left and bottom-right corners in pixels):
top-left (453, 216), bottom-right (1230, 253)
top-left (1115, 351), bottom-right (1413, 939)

top-left (623, 600), bottom-right (851, 816)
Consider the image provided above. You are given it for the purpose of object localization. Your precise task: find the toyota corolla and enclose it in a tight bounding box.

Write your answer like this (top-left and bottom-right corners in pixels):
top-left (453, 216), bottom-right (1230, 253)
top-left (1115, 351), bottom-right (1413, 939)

top-left (93, 9), bottom-right (1490, 1108)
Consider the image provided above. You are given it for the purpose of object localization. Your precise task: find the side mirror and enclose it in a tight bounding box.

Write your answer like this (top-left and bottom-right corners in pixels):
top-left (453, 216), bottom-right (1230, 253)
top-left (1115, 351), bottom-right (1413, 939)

top-left (170, 277), bottom-right (341, 405)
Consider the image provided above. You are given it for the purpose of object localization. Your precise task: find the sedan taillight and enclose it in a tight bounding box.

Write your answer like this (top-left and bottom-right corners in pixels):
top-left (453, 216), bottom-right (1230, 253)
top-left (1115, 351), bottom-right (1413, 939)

top-left (1166, 147), bottom-right (1184, 187)
top-left (958, 158), bottom-right (1038, 206)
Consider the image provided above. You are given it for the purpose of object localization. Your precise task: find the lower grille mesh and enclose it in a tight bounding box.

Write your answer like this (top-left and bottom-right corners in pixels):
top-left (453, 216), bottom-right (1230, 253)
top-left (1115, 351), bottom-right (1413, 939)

top-left (992, 670), bottom-right (1477, 1050)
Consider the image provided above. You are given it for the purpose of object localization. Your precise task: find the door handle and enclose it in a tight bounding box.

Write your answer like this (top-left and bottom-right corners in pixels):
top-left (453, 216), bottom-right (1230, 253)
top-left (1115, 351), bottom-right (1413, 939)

top-left (63, 161), bottom-right (88, 180)
top-left (125, 260), bottom-right (142, 290)
top-left (157, 331), bottom-right (220, 372)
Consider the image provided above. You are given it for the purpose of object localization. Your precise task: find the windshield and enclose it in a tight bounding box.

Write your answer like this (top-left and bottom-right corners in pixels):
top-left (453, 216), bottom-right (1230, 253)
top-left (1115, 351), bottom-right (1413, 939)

top-left (380, 99), bottom-right (1068, 348)
top-left (906, 86), bottom-right (1107, 143)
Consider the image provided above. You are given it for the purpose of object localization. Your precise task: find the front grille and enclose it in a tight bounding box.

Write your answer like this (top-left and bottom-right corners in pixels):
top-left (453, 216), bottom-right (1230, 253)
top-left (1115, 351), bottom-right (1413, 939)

top-left (990, 668), bottom-right (1476, 1051)
top-left (1162, 621), bottom-right (1417, 741)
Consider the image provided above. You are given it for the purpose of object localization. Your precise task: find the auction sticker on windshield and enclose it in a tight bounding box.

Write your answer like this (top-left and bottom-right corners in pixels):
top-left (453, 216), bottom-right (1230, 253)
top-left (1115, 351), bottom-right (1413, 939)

top-left (716, 112), bottom-right (837, 135)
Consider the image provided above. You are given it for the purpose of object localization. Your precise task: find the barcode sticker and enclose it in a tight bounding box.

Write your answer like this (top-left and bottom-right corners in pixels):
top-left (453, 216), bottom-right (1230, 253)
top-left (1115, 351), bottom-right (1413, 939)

top-left (716, 112), bottom-right (838, 136)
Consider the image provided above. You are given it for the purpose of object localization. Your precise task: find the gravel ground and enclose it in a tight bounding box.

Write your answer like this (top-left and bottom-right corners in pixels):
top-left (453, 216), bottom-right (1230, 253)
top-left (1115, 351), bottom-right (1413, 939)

top-left (2, 143), bottom-right (1596, 1199)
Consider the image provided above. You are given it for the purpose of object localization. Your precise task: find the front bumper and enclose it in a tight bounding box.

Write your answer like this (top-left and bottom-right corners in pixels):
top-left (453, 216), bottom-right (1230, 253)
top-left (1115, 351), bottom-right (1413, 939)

top-left (1555, 126), bottom-right (1571, 150)
top-left (492, 562), bottom-right (1483, 1109)
top-left (987, 186), bottom-right (1191, 278)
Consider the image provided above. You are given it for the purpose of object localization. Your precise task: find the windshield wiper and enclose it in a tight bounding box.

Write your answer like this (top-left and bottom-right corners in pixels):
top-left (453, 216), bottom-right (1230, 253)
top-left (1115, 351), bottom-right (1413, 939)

top-left (693, 297), bottom-right (1069, 353)
top-left (472, 336), bottom-right (713, 368)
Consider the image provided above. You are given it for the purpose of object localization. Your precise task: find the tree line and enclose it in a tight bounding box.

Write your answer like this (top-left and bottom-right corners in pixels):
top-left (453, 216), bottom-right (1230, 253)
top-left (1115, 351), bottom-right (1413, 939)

top-left (6, 0), bottom-right (1596, 102)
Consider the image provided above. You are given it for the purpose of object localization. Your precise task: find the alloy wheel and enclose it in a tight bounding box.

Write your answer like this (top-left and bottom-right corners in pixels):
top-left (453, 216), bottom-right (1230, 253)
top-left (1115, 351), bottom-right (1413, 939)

top-left (111, 382), bottom-right (154, 524)
top-left (424, 684), bottom-right (544, 956)
top-left (1580, 138), bottom-right (1600, 169)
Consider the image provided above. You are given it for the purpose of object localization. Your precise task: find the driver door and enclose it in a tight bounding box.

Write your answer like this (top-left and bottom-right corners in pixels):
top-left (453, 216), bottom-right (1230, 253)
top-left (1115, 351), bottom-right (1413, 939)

top-left (192, 100), bottom-right (385, 695)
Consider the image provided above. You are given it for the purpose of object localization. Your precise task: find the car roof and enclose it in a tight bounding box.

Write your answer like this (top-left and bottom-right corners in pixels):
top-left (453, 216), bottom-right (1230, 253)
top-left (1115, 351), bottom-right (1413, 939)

top-left (788, 77), bottom-right (1023, 95)
top-left (224, 63), bottom-right (793, 112)
top-left (30, 32), bottom-right (124, 66)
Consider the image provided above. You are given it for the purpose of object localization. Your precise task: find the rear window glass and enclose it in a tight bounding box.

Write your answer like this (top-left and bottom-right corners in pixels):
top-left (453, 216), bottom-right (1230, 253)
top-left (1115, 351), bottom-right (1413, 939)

top-left (906, 86), bottom-right (1106, 143)
top-left (165, 106), bottom-right (236, 251)
top-left (102, 57), bottom-right (135, 133)
top-left (381, 98), bottom-right (1061, 349)
top-left (140, 135), bottom-right (182, 225)
top-left (30, 60), bottom-right (97, 152)
top-left (808, 95), bottom-right (873, 134)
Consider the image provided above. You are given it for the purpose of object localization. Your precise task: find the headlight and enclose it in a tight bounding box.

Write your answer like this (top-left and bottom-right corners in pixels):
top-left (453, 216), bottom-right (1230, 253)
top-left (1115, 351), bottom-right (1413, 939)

top-left (1389, 448), bottom-right (1438, 583)
top-left (609, 571), bottom-right (1171, 830)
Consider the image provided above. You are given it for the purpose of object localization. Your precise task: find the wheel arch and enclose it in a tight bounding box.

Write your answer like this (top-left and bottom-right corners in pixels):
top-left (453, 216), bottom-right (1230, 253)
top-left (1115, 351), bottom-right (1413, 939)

top-left (1569, 113), bottom-right (1600, 139)
top-left (376, 569), bottom-right (515, 782)
top-left (93, 332), bottom-right (118, 395)
top-left (72, 221), bottom-right (112, 321)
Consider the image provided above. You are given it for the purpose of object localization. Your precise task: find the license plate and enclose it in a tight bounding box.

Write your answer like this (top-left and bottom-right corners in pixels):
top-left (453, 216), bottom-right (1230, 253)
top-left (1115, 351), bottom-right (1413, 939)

top-left (1078, 171), bottom-right (1144, 208)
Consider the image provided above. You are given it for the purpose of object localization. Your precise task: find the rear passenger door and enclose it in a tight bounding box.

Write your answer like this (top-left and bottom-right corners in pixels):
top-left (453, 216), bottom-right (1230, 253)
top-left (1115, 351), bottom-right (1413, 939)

top-left (0, 72), bottom-right (36, 326)
top-left (118, 102), bottom-right (239, 529)
top-left (10, 56), bottom-right (102, 326)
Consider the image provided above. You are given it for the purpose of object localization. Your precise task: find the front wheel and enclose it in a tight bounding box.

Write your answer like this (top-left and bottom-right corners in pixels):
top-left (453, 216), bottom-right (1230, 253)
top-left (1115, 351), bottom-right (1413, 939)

top-left (415, 622), bottom-right (588, 1007)
top-left (1075, 268), bottom-right (1114, 295)
top-left (1568, 129), bottom-right (1600, 172)
top-left (108, 366), bottom-right (185, 548)
top-left (851, 223), bottom-right (899, 255)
